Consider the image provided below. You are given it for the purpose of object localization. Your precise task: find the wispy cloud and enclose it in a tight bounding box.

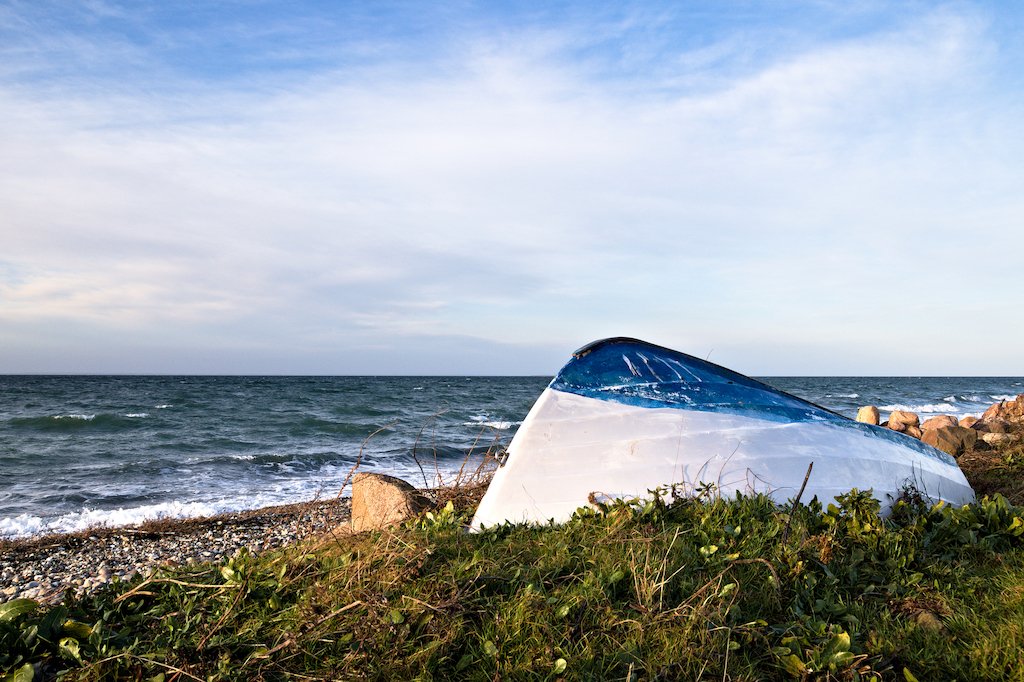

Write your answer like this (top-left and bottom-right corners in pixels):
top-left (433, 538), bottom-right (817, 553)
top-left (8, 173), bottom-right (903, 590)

top-left (1, 2), bottom-right (1022, 373)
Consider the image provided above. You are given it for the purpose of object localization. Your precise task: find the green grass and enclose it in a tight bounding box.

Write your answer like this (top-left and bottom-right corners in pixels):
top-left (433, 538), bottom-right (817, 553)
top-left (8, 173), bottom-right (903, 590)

top-left (4, 449), bottom-right (1024, 681)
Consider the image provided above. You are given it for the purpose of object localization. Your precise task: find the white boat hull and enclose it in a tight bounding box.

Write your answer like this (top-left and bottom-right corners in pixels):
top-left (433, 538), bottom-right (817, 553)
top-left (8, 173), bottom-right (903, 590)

top-left (471, 339), bottom-right (975, 529)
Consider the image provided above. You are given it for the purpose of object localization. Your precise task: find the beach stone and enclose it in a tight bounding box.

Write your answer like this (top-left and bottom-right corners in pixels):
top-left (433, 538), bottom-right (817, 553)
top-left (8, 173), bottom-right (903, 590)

top-left (922, 425), bottom-right (978, 458)
top-left (921, 415), bottom-right (959, 431)
top-left (903, 425), bottom-right (923, 440)
top-left (350, 473), bottom-right (431, 532)
top-left (973, 419), bottom-right (1011, 434)
top-left (960, 415), bottom-right (979, 429)
top-left (980, 432), bottom-right (1018, 446)
top-left (982, 395), bottom-right (1024, 424)
top-left (887, 410), bottom-right (920, 433)
top-left (856, 406), bottom-right (880, 425)
top-left (912, 610), bottom-right (946, 633)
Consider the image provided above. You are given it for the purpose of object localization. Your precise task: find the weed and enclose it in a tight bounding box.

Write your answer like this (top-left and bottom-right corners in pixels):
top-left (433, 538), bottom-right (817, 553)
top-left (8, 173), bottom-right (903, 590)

top-left (5, 443), bottom-right (1024, 681)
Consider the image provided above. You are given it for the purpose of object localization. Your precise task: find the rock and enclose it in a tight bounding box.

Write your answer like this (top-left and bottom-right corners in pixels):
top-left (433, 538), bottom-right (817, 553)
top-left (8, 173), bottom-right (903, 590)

top-left (921, 415), bottom-right (959, 431)
top-left (922, 425), bottom-right (978, 458)
top-left (904, 425), bottom-right (923, 440)
top-left (980, 432), bottom-right (1018, 446)
top-left (856, 406), bottom-right (880, 425)
top-left (912, 610), bottom-right (946, 633)
top-left (959, 416), bottom-right (979, 429)
top-left (973, 419), bottom-right (1010, 434)
top-left (982, 395), bottom-right (1024, 424)
top-left (887, 410), bottom-right (920, 433)
top-left (350, 473), bottom-right (431, 532)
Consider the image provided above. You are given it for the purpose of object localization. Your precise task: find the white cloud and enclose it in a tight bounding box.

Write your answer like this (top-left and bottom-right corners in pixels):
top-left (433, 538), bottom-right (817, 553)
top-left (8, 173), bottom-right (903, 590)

top-left (1, 3), bottom-right (1022, 373)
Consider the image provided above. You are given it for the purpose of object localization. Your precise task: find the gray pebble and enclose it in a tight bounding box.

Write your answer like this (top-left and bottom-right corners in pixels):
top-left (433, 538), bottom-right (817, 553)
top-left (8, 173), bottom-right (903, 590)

top-left (1, 498), bottom-right (351, 605)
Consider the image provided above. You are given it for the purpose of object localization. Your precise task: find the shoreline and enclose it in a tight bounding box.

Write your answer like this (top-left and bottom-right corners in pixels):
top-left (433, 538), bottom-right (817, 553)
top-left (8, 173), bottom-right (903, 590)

top-left (0, 497), bottom-right (351, 605)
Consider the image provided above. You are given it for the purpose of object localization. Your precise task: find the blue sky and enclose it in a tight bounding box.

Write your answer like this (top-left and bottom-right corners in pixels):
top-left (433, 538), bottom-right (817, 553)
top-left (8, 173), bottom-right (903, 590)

top-left (1, 1), bottom-right (1022, 375)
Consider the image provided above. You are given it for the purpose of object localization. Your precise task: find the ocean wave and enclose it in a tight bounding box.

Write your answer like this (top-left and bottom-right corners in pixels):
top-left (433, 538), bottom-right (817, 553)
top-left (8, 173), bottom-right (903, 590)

top-left (462, 420), bottom-right (518, 430)
top-left (179, 450), bottom-right (352, 470)
top-left (463, 415), bottom-right (521, 430)
top-left (7, 413), bottom-right (147, 430)
top-left (294, 417), bottom-right (375, 436)
top-left (990, 394), bottom-right (1020, 402)
top-left (0, 479), bottom-right (358, 539)
top-left (0, 499), bottom-right (226, 538)
top-left (405, 443), bottom-right (493, 461)
top-left (155, 404), bottom-right (172, 409)
top-left (945, 395), bottom-right (983, 403)
top-left (124, 413), bottom-right (149, 418)
top-left (826, 393), bottom-right (859, 399)
top-left (879, 403), bottom-right (958, 414)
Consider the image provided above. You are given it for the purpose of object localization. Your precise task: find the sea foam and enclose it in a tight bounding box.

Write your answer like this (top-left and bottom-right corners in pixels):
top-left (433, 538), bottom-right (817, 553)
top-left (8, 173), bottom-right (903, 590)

top-left (463, 415), bottom-right (521, 430)
top-left (879, 403), bottom-right (958, 414)
top-left (0, 500), bottom-right (224, 539)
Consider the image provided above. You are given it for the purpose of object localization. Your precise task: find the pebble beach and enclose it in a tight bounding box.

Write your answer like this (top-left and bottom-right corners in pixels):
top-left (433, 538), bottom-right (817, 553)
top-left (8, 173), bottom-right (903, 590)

top-left (0, 497), bottom-right (351, 606)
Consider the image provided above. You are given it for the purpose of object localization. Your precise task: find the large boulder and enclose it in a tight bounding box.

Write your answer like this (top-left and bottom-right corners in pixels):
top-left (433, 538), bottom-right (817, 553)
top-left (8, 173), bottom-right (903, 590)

top-left (959, 415), bottom-right (979, 429)
top-left (981, 395), bottom-right (1024, 424)
top-left (350, 473), bottom-right (431, 532)
top-left (856, 406), bottom-right (880, 425)
top-left (973, 419), bottom-right (1011, 434)
top-left (921, 415), bottom-right (959, 431)
top-left (887, 410), bottom-right (920, 433)
top-left (922, 425), bottom-right (978, 458)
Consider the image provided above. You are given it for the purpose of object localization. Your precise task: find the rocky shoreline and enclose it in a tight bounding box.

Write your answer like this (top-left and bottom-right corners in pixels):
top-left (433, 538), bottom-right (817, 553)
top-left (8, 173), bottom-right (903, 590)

top-left (4, 395), bottom-right (1021, 610)
top-left (854, 394), bottom-right (1024, 457)
top-left (0, 497), bottom-right (351, 606)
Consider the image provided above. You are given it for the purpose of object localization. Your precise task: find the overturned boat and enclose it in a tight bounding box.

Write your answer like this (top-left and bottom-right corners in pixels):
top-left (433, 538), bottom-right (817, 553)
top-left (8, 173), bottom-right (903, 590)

top-left (471, 338), bottom-right (975, 529)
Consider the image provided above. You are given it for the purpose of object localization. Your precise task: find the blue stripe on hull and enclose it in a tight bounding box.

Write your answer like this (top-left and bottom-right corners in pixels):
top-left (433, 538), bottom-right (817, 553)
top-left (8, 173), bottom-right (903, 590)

top-left (548, 338), bottom-right (957, 466)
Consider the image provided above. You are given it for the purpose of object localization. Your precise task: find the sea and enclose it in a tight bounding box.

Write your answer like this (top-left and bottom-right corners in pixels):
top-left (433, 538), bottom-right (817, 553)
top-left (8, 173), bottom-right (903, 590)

top-left (2, 375), bottom-right (1022, 539)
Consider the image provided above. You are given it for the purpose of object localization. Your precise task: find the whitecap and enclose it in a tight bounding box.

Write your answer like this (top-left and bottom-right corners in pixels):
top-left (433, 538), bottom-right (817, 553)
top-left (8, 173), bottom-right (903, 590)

top-left (826, 393), bottom-right (859, 399)
top-left (155, 404), bottom-right (172, 409)
top-left (0, 500), bottom-right (224, 539)
top-left (57, 414), bottom-right (95, 421)
top-left (124, 413), bottom-right (149, 418)
top-left (879, 403), bottom-right (957, 414)
top-left (462, 419), bottom-right (520, 430)
top-left (990, 394), bottom-right (1019, 402)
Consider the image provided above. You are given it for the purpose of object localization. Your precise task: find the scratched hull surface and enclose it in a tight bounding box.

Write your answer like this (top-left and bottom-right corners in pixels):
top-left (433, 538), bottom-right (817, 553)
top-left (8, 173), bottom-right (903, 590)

top-left (471, 339), bottom-right (975, 529)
